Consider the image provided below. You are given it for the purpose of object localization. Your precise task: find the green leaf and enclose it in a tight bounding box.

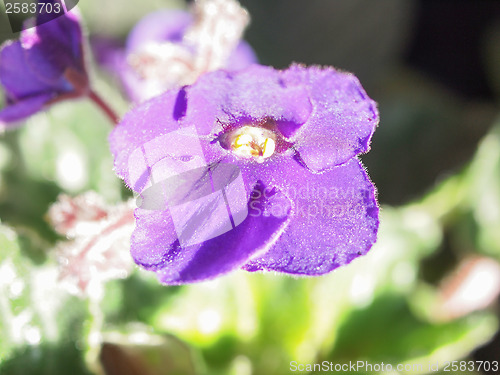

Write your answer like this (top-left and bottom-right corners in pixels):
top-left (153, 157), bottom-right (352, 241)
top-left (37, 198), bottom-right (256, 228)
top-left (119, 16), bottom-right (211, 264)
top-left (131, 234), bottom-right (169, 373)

top-left (0, 131), bottom-right (61, 243)
top-left (327, 293), bottom-right (496, 374)
top-left (464, 120), bottom-right (500, 258)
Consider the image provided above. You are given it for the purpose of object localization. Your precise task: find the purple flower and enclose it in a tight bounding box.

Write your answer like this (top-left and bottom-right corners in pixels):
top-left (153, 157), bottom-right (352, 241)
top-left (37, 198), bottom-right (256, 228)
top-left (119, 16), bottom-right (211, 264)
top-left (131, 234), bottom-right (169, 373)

top-left (102, 0), bottom-right (257, 103)
top-left (109, 64), bottom-right (379, 285)
top-left (0, 1), bottom-right (88, 128)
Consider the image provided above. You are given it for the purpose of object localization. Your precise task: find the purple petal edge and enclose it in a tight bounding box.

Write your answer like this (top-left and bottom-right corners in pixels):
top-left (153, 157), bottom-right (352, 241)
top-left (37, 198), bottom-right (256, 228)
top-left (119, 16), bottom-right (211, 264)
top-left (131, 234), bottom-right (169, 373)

top-left (132, 182), bottom-right (291, 285)
top-left (243, 158), bottom-right (379, 275)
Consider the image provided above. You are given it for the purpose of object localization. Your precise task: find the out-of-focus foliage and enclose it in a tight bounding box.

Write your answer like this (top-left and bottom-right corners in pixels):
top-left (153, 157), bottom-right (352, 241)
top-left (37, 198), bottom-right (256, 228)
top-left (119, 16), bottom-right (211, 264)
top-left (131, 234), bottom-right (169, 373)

top-left (5, 105), bottom-right (498, 375)
top-left (4, 113), bottom-right (500, 374)
top-left (0, 224), bottom-right (90, 375)
top-left (1, 1), bottom-right (500, 374)
top-left (79, 0), bottom-right (183, 37)
top-left (0, 72), bottom-right (129, 233)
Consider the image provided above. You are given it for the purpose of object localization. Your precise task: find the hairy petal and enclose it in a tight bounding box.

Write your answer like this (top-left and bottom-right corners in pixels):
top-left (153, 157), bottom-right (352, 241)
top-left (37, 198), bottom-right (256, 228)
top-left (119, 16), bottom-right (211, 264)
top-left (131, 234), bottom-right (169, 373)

top-left (132, 182), bottom-right (291, 284)
top-left (110, 64), bottom-right (380, 283)
top-left (109, 89), bottom-right (225, 192)
top-left (47, 192), bottom-right (135, 297)
top-left (282, 64), bottom-right (379, 171)
top-left (183, 65), bottom-right (312, 136)
top-left (243, 158), bottom-right (379, 275)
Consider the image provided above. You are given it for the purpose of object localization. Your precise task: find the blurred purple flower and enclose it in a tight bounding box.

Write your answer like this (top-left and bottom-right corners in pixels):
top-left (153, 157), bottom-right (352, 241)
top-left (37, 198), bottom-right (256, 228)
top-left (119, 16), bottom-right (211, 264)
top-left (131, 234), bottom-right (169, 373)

top-left (0, 0), bottom-right (88, 128)
top-left (98, 0), bottom-right (257, 103)
top-left (109, 64), bottom-right (379, 285)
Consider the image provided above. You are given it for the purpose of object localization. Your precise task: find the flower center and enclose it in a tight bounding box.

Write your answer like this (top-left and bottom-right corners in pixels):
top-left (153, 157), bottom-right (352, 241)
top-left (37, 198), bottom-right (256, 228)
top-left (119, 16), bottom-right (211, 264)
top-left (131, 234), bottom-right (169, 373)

top-left (226, 126), bottom-right (277, 161)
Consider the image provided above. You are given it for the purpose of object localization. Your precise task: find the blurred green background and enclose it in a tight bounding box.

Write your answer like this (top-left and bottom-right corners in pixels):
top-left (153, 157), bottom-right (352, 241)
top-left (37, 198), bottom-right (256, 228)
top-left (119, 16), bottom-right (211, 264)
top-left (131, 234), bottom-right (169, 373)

top-left (1, 0), bottom-right (500, 374)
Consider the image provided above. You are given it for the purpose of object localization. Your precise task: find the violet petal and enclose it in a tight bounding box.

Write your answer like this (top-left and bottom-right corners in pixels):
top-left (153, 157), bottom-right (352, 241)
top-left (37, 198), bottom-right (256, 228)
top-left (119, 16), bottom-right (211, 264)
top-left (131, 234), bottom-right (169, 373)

top-left (0, 3), bottom-right (87, 125)
top-left (110, 64), bottom-right (380, 283)
top-left (0, 93), bottom-right (54, 126)
top-left (109, 89), bottom-right (226, 192)
top-left (22, 8), bottom-right (85, 84)
top-left (132, 181), bottom-right (291, 284)
top-left (0, 41), bottom-right (54, 98)
top-left (281, 64), bottom-right (379, 171)
top-left (183, 65), bottom-right (312, 136)
top-left (126, 10), bottom-right (193, 53)
top-left (225, 41), bottom-right (258, 71)
top-left (243, 158), bottom-right (379, 275)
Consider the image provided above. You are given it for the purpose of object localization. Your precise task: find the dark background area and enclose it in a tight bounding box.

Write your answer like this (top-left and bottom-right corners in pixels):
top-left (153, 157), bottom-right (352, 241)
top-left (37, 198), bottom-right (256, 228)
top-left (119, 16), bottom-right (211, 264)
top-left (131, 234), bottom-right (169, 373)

top-left (238, 0), bottom-right (500, 205)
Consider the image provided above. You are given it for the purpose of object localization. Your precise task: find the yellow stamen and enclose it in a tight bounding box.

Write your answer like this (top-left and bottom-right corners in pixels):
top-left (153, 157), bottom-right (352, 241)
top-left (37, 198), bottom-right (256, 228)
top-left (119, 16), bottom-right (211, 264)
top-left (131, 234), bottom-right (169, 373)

top-left (228, 126), bottom-right (277, 161)
top-left (234, 134), bottom-right (252, 149)
top-left (262, 138), bottom-right (275, 159)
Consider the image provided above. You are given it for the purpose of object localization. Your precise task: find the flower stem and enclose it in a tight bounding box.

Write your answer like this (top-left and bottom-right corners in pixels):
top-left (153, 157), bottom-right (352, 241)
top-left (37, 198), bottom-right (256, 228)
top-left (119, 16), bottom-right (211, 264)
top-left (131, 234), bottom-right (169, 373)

top-left (88, 90), bottom-right (120, 126)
